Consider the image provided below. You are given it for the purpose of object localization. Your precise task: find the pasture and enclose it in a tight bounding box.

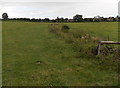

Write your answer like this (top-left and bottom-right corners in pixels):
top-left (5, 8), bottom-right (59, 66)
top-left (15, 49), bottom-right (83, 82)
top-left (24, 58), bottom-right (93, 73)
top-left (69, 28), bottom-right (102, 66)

top-left (2, 21), bottom-right (118, 86)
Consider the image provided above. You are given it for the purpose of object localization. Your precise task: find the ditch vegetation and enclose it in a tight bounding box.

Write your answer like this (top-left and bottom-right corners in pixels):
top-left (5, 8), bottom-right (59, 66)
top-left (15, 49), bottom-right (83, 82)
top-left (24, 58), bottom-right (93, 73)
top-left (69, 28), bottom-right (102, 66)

top-left (49, 23), bottom-right (120, 72)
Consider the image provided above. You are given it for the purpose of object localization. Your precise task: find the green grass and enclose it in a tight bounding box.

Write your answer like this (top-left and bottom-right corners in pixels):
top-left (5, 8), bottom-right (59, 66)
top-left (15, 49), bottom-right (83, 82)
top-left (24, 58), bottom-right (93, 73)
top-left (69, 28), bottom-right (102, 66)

top-left (2, 21), bottom-right (118, 86)
top-left (63, 22), bottom-right (118, 41)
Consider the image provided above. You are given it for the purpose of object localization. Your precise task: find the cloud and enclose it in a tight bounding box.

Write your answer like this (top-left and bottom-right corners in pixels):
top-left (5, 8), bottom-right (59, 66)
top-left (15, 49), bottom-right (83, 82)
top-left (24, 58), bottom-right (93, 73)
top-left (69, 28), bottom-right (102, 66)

top-left (0, 1), bottom-right (119, 19)
top-left (0, 0), bottom-right (94, 2)
top-left (0, 0), bottom-right (119, 3)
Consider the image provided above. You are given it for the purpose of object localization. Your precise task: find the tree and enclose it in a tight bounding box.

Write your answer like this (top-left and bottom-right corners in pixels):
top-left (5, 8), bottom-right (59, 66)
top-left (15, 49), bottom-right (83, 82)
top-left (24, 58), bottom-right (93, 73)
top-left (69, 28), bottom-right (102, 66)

top-left (84, 18), bottom-right (93, 22)
top-left (73, 14), bottom-right (83, 22)
top-left (43, 18), bottom-right (50, 22)
top-left (93, 16), bottom-right (101, 22)
top-left (64, 18), bottom-right (68, 22)
top-left (56, 17), bottom-right (60, 22)
top-left (59, 17), bottom-right (65, 22)
top-left (2, 13), bottom-right (8, 20)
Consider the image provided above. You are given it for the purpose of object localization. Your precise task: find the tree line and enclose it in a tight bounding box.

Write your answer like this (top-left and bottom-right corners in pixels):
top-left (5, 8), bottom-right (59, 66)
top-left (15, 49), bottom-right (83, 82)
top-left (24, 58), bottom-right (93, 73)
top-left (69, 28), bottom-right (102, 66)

top-left (1, 13), bottom-right (120, 22)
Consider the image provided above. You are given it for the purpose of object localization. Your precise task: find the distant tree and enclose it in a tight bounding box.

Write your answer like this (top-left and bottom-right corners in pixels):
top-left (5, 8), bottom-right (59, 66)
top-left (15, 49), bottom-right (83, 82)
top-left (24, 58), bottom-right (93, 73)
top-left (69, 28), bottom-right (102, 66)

top-left (2, 13), bottom-right (8, 20)
top-left (31, 18), bottom-right (36, 22)
top-left (93, 16), bottom-right (101, 22)
top-left (43, 18), bottom-right (50, 22)
top-left (38, 18), bottom-right (42, 22)
top-left (64, 18), bottom-right (68, 22)
top-left (56, 17), bottom-right (60, 22)
top-left (50, 19), bottom-right (56, 22)
top-left (100, 17), bottom-right (104, 22)
top-left (84, 18), bottom-right (93, 22)
top-left (55, 17), bottom-right (65, 22)
top-left (35, 19), bottom-right (39, 22)
top-left (59, 17), bottom-right (65, 22)
top-left (73, 14), bottom-right (83, 22)
top-left (103, 18), bottom-right (108, 22)
top-left (116, 16), bottom-right (119, 21)
top-left (107, 17), bottom-right (115, 22)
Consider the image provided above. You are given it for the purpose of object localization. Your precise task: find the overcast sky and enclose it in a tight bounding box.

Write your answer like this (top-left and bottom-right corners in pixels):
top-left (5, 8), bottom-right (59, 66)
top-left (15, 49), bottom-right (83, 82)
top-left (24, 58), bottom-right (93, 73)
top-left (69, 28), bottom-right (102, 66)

top-left (0, 0), bottom-right (119, 19)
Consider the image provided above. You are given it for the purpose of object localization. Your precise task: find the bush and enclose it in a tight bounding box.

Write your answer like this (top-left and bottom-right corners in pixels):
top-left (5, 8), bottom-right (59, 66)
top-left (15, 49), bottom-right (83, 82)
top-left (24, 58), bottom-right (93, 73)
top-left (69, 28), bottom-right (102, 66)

top-left (62, 25), bottom-right (70, 30)
top-left (48, 23), bottom-right (119, 58)
top-left (49, 24), bottom-right (70, 33)
top-left (48, 23), bottom-right (119, 72)
top-left (49, 24), bottom-right (61, 33)
top-left (61, 25), bottom-right (70, 33)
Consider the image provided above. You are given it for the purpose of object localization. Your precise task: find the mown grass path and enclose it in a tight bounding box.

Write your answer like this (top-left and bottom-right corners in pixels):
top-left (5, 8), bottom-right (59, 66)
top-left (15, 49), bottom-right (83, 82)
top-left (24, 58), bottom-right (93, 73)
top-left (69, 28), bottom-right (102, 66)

top-left (2, 22), bottom-right (118, 86)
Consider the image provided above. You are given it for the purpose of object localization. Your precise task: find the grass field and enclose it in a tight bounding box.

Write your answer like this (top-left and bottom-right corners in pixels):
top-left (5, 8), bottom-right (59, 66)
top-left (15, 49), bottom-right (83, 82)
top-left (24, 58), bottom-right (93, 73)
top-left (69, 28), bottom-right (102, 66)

top-left (64, 22), bottom-right (118, 41)
top-left (2, 21), bottom-right (118, 86)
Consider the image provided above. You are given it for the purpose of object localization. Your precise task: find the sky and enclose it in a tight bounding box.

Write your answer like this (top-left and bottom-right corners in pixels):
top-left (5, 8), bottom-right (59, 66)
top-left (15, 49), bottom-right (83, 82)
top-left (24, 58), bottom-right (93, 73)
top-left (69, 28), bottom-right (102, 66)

top-left (0, 0), bottom-right (120, 19)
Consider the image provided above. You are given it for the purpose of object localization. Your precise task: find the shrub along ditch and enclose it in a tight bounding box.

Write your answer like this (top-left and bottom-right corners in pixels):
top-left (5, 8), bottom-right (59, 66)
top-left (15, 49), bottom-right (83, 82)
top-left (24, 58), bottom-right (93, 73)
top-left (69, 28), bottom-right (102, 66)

top-left (48, 23), bottom-right (119, 71)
